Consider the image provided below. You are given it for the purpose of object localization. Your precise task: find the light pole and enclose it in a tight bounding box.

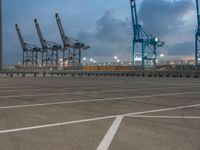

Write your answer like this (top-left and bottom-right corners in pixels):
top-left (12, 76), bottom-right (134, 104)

top-left (114, 56), bottom-right (118, 66)
top-left (82, 57), bottom-right (87, 66)
top-left (0, 0), bottom-right (2, 71)
top-left (160, 54), bottom-right (164, 57)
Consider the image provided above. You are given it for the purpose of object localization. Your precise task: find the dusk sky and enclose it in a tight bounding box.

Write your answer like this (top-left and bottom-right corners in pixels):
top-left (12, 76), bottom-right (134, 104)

top-left (3, 0), bottom-right (197, 64)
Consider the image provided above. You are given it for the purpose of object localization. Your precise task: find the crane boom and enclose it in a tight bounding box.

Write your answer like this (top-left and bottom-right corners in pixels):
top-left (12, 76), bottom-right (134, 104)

top-left (196, 0), bottom-right (200, 30)
top-left (130, 0), bottom-right (138, 25)
top-left (130, 0), bottom-right (139, 32)
top-left (15, 24), bottom-right (41, 65)
top-left (55, 13), bottom-right (90, 67)
top-left (34, 18), bottom-right (61, 49)
top-left (55, 13), bottom-right (89, 49)
top-left (15, 24), bottom-right (41, 51)
top-left (34, 18), bottom-right (61, 66)
top-left (34, 19), bottom-right (47, 49)
top-left (15, 24), bottom-right (26, 50)
top-left (55, 13), bottom-right (69, 47)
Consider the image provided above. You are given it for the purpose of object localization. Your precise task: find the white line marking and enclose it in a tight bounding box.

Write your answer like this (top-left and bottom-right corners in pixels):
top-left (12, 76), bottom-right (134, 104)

top-left (96, 116), bottom-right (123, 150)
top-left (127, 103), bottom-right (200, 116)
top-left (129, 115), bottom-right (200, 119)
top-left (0, 115), bottom-right (116, 134)
top-left (1, 85), bottom-right (200, 98)
top-left (0, 103), bottom-right (199, 134)
top-left (0, 91), bottom-right (200, 110)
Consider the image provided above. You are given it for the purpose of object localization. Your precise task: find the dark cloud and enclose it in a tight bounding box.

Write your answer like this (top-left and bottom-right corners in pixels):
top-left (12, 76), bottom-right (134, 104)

top-left (166, 41), bottom-right (194, 56)
top-left (78, 11), bottom-right (132, 60)
top-left (139, 0), bottom-right (194, 37)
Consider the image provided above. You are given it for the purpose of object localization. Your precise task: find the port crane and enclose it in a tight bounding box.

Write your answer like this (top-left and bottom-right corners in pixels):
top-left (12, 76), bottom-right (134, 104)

top-left (130, 0), bottom-right (164, 68)
top-left (15, 24), bottom-right (41, 65)
top-left (55, 13), bottom-right (90, 67)
top-left (196, 0), bottom-right (200, 71)
top-left (34, 19), bottom-right (61, 66)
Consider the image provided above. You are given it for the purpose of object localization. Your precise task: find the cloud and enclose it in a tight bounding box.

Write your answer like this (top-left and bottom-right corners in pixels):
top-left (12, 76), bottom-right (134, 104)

top-left (138, 0), bottom-right (194, 37)
top-left (78, 0), bottom-right (196, 61)
top-left (137, 0), bottom-right (195, 57)
top-left (166, 41), bottom-right (194, 56)
top-left (78, 11), bottom-right (132, 61)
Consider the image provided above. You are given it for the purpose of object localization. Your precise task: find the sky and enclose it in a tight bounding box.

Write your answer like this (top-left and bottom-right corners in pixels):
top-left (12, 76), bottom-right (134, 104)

top-left (3, 0), bottom-right (197, 64)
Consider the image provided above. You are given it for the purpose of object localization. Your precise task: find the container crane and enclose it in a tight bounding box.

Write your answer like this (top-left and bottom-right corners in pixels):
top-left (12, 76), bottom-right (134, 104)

top-left (34, 19), bottom-right (61, 66)
top-left (130, 0), bottom-right (164, 68)
top-left (15, 24), bottom-right (41, 65)
top-left (55, 13), bottom-right (90, 67)
top-left (196, 0), bottom-right (200, 71)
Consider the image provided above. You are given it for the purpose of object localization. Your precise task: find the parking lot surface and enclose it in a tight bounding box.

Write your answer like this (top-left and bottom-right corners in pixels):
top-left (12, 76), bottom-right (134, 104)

top-left (0, 76), bottom-right (200, 150)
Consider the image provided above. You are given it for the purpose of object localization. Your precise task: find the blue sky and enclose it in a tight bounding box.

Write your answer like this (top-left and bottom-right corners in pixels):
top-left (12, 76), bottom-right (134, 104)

top-left (3, 0), bottom-right (196, 64)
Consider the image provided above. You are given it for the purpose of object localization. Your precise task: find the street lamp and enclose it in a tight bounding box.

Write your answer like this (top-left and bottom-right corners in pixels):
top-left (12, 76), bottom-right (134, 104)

top-left (114, 56), bottom-right (118, 60)
top-left (160, 54), bottom-right (164, 57)
top-left (114, 56), bottom-right (119, 66)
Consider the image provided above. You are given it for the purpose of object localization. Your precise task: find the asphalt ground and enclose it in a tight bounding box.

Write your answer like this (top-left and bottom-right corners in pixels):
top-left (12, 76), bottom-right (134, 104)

top-left (0, 76), bottom-right (200, 150)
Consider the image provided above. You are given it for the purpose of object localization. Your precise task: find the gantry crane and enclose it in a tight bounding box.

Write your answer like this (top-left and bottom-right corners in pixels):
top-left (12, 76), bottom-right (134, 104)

top-left (130, 0), bottom-right (164, 68)
top-left (34, 19), bottom-right (61, 66)
top-left (15, 24), bottom-right (41, 65)
top-left (196, 0), bottom-right (200, 71)
top-left (55, 13), bottom-right (90, 67)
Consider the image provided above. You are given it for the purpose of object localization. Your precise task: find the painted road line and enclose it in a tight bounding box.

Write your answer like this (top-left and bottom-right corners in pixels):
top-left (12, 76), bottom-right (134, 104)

top-left (0, 103), bottom-right (199, 134)
top-left (96, 116), bottom-right (123, 150)
top-left (126, 103), bottom-right (200, 117)
top-left (0, 91), bottom-right (200, 110)
top-left (129, 115), bottom-right (200, 119)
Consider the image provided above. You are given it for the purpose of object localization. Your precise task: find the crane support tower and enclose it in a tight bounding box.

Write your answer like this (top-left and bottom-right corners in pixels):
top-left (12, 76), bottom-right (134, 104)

top-left (55, 13), bottom-right (90, 67)
top-left (196, 0), bottom-right (200, 71)
top-left (15, 24), bottom-right (41, 65)
top-left (34, 19), bottom-right (61, 66)
top-left (130, 0), bottom-right (164, 68)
